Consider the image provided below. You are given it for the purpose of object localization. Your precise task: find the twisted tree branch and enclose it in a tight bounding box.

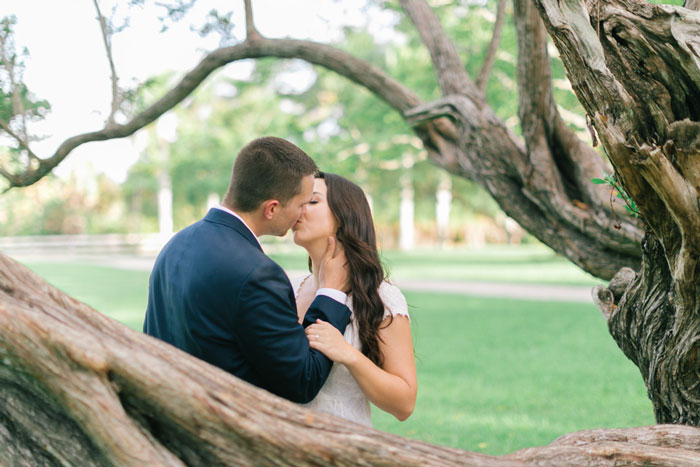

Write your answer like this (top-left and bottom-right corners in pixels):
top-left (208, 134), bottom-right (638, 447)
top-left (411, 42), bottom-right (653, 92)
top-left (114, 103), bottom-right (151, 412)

top-left (514, 0), bottom-right (642, 252)
top-left (476, 0), bottom-right (507, 91)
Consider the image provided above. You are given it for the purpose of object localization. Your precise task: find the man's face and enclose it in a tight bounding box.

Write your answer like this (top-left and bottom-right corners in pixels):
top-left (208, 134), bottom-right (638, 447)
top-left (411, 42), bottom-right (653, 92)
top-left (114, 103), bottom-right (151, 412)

top-left (269, 174), bottom-right (314, 236)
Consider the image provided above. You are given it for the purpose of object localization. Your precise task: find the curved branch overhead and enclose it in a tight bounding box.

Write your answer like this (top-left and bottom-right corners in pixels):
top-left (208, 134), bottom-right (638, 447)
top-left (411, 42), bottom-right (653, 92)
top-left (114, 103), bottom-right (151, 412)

top-left (4, 37), bottom-right (422, 189)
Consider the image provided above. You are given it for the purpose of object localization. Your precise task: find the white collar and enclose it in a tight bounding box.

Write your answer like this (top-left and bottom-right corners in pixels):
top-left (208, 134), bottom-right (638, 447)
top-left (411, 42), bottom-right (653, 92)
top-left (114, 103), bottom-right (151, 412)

top-left (212, 204), bottom-right (262, 249)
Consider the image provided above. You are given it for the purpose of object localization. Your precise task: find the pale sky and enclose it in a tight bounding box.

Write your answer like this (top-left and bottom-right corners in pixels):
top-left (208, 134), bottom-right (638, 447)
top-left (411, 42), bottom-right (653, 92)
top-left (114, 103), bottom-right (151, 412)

top-left (2, 0), bottom-right (395, 182)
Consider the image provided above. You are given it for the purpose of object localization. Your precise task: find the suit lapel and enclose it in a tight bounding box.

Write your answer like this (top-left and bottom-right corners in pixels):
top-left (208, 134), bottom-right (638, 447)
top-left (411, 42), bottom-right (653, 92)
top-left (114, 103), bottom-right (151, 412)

top-left (203, 208), bottom-right (263, 252)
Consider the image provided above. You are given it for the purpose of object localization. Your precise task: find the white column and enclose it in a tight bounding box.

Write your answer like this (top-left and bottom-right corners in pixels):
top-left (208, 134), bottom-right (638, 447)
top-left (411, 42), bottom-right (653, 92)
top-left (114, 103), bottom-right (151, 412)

top-left (156, 113), bottom-right (178, 237)
top-left (365, 193), bottom-right (374, 215)
top-left (356, 162), bottom-right (373, 215)
top-left (399, 154), bottom-right (415, 251)
top-left (157, 169), bottom-right (173, 236)
top-left (207, 192), bottom-right (220, 210)
top-left (436, 171), bottom-right (452, 247)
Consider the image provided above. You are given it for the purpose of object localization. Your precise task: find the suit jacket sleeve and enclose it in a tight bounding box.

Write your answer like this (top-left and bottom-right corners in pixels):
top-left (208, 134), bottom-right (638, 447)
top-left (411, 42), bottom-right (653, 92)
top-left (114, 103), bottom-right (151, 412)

top-left (231, 262), bottom-right (351, 403)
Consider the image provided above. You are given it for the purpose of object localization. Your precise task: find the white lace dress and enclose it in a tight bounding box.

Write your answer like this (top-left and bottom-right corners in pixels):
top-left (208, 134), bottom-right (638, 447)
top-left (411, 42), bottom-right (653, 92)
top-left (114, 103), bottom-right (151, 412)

top-left (292, 275), bottom-right (410, 427)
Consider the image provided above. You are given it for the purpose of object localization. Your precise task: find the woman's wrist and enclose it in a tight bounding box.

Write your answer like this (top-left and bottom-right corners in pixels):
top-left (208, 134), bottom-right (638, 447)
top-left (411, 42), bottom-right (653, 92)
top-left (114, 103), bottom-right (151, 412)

top-left (341, 346), bottom-right (362, 367)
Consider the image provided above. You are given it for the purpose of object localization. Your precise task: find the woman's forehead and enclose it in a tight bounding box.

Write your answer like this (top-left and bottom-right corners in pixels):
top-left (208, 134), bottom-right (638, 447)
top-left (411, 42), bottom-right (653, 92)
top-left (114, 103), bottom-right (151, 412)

top-left (313, 178), bottom-right (327, 193)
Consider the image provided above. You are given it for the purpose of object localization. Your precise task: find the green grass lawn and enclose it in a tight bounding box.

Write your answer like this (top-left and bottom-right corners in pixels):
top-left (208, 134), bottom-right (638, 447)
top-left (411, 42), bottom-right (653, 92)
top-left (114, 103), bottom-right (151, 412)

top-left (21, 258), bottom-right (652, 456)
top-left (268, 244), bottom-right (602, 286)
top-left (26, 262), bottom-right (151, 330)
top-left (371, 292), bottom-right (653, 454)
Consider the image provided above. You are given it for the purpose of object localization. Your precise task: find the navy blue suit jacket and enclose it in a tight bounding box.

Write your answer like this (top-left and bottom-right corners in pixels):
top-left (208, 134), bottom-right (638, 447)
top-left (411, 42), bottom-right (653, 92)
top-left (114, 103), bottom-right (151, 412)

top-left (143, 208), bottom-right (351, 403)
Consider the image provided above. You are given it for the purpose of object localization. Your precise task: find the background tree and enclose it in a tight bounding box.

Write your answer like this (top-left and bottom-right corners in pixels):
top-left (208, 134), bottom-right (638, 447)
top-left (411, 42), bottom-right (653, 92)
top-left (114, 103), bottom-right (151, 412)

top-left (0, 0), bottom-right (642, 278)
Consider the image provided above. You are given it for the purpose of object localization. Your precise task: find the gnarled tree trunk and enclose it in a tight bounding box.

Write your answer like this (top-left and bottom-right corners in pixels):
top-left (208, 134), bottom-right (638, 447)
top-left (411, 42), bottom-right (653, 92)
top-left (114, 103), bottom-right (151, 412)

top-left (531, 0), bottom-right (700, 424)
top-left (2, 252), bottom-right (700, 465)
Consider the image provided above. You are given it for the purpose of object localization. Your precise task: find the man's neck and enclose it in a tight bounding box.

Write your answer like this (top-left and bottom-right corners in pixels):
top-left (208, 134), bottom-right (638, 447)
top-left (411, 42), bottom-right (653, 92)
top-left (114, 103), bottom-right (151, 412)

top-left (220, 202), bottom-right (263, 237)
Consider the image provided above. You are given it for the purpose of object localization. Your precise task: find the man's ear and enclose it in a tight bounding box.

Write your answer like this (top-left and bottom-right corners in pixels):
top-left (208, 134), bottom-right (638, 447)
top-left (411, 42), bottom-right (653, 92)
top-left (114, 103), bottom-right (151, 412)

top-left (262, 200), bottom-right (280, 220)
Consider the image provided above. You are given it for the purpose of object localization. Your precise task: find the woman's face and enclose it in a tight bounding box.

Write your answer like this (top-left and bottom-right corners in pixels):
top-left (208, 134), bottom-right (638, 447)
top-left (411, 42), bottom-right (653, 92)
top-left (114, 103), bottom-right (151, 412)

top-left (292, 178), bottom-right (337, 248)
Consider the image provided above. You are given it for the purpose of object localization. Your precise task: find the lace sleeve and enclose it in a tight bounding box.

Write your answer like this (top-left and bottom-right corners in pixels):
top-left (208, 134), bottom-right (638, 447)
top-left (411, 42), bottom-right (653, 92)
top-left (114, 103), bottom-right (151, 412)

top-left (378, 281), bottom-right (410, 322)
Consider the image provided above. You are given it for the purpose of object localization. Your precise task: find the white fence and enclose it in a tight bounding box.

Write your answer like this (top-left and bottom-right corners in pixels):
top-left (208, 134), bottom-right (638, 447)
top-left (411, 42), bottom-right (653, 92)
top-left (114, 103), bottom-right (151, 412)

top-left (0, 233), bottom-right (170, 257)
top-left (0, 233), bottom-right (301, 258)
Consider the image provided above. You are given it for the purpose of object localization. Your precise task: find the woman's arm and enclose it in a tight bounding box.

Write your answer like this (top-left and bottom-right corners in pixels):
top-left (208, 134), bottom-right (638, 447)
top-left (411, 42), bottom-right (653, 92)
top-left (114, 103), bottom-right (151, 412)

top-left (306, 316), bottom-right (417, 421)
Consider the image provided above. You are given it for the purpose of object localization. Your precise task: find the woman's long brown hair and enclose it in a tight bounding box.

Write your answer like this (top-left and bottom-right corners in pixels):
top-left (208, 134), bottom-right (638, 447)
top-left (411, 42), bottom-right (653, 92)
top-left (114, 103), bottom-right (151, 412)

top-left (313, 172), bottom-right (390, 366)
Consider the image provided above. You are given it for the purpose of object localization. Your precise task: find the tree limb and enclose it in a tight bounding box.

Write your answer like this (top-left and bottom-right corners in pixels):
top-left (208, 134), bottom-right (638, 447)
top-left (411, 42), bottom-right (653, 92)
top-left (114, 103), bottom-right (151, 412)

top-left (0, 252), bottom-right (516, 466)
top-left (513, 0), bottom-right (642, 251)
top-left (632, 142), bottom-right (700, 293)
top-left (399, 0), bottom-right (479, 101)
top-left (634, 143), bottom-right (700, 242)
top-left (514, 0), bottom-right (572, 203)
top-left (1, 37), bottom-right (422, 189)
top-left (685, 0), bottom-right (700, 11)
top-left (406, 93), bottom-right (641, 279)
top-left (244, 0), bottom-right (261, 41)
top-left (510, 429), bottom-right (700, 465)
top-left (476, 0), bottom-right (507, 91)
top-left (0, 118), bottom-right (38, 163)
top-left (92, 0), bottom-right (120, 126)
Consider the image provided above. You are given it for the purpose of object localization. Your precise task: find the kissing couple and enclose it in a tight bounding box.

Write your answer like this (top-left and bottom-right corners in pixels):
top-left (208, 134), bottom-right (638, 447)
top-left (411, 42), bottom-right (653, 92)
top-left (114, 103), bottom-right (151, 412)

top-left (144, 136), bottom-right (416, 426)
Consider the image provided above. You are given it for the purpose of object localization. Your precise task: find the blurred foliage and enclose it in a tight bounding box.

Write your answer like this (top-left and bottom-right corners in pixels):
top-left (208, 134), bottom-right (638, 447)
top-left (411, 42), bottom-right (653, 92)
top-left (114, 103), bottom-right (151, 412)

top-left (1, 0), bottom-right (608, 244)
top-left (0, 168), bottom-right (142, 236)
top-left (0, 15), bottom-right (51, 191)
top-left (0, 16), bottom-right (51, 123)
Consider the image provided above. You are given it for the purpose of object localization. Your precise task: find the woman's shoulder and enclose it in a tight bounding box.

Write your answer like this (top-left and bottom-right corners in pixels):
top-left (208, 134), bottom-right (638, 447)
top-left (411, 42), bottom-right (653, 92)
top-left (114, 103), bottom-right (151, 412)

top-left (379, 280), bottom-right (410, 321)
top-left (289, 273), bottom-right (312, 295)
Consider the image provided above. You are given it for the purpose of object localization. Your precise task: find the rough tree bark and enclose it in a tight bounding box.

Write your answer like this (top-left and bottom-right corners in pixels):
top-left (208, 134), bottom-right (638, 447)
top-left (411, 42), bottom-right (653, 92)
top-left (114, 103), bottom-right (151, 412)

top-left (3, 252), bottom-right (700, 465)
top-left (530, 0), bottom-right (700, 425)
top-left (3, 0), bottom-right (700, 462)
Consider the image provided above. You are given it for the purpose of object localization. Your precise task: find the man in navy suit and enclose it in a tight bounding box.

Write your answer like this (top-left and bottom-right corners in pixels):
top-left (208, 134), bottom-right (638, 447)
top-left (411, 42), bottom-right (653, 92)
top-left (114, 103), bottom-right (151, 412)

top-left (143, 136), bottom-right (351, 403)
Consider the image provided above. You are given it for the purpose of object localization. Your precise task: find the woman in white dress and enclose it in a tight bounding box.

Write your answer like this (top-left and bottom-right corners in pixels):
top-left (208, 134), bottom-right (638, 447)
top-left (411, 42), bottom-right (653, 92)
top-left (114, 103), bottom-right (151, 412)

top-left (291, 172), bottom-right (416, 426)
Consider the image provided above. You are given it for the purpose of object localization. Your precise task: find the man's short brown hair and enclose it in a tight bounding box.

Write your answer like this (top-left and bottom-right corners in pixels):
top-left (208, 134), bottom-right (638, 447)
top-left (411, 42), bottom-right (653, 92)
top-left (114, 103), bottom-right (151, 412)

top-left (223, 137), bottom-right (318, 212)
